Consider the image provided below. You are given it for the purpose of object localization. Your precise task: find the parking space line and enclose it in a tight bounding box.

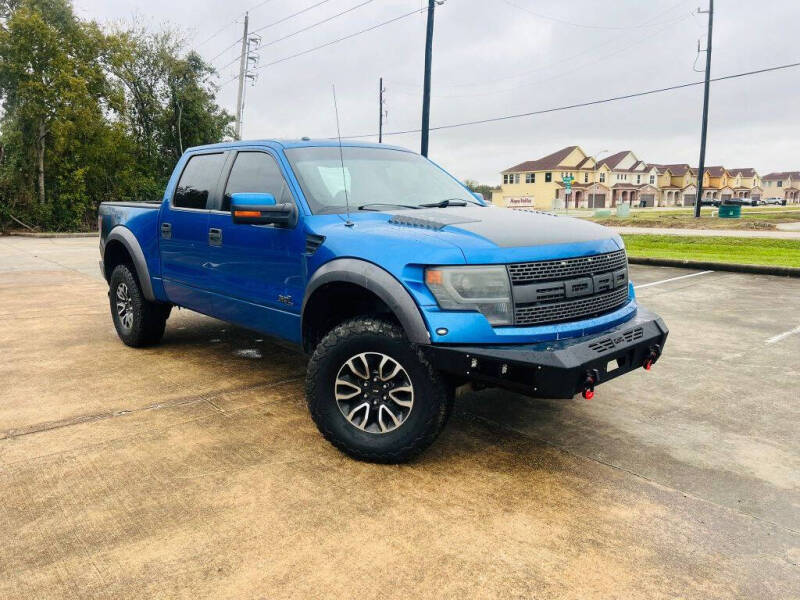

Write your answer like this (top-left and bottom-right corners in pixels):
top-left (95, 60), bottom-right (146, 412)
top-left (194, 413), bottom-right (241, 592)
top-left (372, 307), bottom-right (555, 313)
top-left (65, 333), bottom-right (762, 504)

top-left (634, 270), bottom-right (713, 290)
top-left (766, 325), bottom-right (800, 345)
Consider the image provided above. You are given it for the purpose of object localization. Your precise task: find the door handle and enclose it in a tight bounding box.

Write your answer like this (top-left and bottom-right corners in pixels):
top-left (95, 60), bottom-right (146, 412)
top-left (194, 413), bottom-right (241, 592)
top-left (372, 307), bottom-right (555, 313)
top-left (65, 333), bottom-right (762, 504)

top-left (160, 222), bottom-right (171, 239)
top-left (208, 228), bottom-right (222, 246)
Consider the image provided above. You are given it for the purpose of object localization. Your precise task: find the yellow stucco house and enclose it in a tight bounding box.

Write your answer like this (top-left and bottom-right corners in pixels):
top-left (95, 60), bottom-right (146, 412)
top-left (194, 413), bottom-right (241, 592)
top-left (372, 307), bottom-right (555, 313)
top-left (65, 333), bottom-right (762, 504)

top-left (492, 146), bottom-right (661, 210)
top-left (650, 164), bottom-right (697, 206)
top-left (729, 168), bottom-right (763, 200)
top-left (492, 146), bottom-right (599, 210)
top-left (493, 145), bottom-right (782, 209)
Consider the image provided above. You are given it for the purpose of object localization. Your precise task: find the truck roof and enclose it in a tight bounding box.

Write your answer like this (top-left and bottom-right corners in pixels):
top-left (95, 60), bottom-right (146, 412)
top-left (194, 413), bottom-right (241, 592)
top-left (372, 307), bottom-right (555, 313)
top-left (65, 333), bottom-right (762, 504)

top-left (185, 138), bottom-right (412, 153)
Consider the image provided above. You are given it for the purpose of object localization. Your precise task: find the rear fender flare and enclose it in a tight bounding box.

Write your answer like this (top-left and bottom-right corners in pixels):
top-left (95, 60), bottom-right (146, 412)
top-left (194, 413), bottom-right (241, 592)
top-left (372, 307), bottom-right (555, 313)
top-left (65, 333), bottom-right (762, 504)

top-left (302, 258), bottom-right (431, 346)
top-left (105, 227), bottom-right (155, 301)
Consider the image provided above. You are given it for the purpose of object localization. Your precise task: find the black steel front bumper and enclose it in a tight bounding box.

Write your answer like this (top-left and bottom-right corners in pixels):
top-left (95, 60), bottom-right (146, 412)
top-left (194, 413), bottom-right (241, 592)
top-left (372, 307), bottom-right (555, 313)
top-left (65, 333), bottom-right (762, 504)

top-left (420, 308), bottom-right (668, 399)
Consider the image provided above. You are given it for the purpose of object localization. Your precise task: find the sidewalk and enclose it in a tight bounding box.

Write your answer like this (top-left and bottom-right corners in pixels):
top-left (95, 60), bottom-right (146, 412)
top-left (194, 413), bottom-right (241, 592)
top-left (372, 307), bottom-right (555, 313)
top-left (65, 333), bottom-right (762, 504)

top-left (611, 226), bottom-right (800, 240)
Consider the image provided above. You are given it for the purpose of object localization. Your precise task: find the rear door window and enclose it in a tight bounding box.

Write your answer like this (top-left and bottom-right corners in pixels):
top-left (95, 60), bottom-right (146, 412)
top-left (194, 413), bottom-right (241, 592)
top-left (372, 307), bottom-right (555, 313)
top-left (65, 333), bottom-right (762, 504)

top-left (222, 151), bottom-right (293, 211)
top-left (173, 153), bottom-right (225, 209)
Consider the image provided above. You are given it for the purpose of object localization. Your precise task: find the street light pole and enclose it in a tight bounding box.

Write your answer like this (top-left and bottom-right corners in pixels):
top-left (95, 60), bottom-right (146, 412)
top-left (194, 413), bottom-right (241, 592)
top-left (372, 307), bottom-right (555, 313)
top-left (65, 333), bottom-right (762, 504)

top-left (694, 0), bottom-right (714, 217)
top-left (420, 0), bottom-right (436, 157)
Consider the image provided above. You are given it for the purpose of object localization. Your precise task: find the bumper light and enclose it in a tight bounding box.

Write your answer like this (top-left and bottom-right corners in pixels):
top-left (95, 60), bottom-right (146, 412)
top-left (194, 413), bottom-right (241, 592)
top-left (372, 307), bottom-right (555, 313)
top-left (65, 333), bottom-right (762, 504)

top-left (425, 266), bottom-right (513, 326)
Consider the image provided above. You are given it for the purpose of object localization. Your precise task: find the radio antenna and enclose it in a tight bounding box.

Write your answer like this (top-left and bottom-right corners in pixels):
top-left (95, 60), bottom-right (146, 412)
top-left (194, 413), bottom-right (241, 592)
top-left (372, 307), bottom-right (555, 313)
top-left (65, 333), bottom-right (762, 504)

top-left (332, 84), bottom-right (353, 227)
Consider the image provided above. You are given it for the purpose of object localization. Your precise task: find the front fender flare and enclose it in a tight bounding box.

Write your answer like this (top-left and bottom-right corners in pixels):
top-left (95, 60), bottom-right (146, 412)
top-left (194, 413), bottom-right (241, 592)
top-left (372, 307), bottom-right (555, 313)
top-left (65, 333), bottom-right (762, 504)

top-left (302, 258), bottom-right (431, 346)
top-left (105, 226), bottom-right (156, 301)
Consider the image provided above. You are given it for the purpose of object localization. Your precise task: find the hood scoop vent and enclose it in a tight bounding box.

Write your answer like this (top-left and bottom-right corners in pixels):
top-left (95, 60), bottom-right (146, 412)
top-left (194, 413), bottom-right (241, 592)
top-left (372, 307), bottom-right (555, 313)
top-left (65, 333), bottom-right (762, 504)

top-left (388, 209), bottom-right (480, 231)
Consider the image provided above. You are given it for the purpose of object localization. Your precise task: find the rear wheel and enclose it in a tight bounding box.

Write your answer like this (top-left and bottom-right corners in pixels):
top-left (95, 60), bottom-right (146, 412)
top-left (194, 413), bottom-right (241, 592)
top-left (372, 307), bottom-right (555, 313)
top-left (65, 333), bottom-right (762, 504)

top-left (109, 264), bottom-right (170, 347)
top-left (306, 317), bottom-right (451, 463)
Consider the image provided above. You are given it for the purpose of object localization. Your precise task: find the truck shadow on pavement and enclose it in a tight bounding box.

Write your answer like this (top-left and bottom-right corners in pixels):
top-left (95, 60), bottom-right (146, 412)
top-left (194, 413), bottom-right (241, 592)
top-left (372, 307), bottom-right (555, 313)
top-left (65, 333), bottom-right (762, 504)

top-left (153, 313), bottom-right (569, 465)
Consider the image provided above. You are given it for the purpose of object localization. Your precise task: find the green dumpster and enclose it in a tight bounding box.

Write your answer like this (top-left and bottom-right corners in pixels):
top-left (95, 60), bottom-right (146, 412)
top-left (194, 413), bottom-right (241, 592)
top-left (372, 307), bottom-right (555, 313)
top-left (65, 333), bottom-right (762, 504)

top-left (718, 204), bottom-right (741, 218)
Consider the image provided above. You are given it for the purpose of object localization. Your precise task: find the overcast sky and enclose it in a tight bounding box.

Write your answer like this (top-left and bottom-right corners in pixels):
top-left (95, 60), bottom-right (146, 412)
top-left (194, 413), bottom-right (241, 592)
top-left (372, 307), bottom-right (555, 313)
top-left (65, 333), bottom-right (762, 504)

top-left (73, 0), bottom-right (800, 183)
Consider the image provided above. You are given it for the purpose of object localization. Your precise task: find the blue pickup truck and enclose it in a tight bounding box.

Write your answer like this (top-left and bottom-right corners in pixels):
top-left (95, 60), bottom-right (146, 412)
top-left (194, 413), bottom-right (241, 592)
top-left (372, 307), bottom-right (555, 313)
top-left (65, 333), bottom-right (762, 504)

top-left (98, 139), bottom-right (667, 462)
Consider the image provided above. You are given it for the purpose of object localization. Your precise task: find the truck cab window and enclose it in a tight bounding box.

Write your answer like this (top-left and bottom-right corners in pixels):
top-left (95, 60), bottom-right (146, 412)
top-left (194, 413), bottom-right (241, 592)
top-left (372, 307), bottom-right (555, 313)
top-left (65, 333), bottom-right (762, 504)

top-left (222, 152), bottom-right (292, 211)
top-left (173, 153), bottom-right (225, 209)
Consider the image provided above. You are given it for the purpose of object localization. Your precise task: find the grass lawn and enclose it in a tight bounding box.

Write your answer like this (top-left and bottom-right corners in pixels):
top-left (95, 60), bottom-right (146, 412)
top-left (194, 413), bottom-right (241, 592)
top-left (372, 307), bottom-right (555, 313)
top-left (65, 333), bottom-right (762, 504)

top-left (621, 234), bottom-right (800, 268)
top-left (588, 206), bottom-right (800, 230)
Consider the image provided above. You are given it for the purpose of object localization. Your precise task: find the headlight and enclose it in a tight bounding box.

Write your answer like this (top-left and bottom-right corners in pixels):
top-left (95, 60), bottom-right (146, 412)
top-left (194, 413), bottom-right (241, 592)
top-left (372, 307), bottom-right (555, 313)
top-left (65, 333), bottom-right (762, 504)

top-left (425, 265), bottom-right (513, 326)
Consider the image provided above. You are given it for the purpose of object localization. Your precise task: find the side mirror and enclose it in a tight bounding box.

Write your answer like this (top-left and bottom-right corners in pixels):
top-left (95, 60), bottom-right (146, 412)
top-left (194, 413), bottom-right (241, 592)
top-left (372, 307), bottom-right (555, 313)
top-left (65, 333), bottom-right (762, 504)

top-left (230, 192), bottom-right (298, 227)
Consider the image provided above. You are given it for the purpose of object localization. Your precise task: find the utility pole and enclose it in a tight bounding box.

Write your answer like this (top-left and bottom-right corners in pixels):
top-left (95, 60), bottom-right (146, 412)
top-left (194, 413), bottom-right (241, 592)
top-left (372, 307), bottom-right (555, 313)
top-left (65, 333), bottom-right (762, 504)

top-left (378, 77), bottom-right (385, 143)
top-left (694, 0), bottom-right (713, 217)
top-left (234, 12), bottom-right (249, 140)
top-left (420, 0), bottom-right (436, 156)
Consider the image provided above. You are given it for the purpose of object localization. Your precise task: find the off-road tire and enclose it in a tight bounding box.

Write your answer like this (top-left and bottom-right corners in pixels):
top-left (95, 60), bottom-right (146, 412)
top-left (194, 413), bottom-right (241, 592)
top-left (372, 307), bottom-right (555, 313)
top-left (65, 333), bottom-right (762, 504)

top-left (306, 317), bottom-right (451, 463)
top-left (109, 264), bottom-right (171, 347)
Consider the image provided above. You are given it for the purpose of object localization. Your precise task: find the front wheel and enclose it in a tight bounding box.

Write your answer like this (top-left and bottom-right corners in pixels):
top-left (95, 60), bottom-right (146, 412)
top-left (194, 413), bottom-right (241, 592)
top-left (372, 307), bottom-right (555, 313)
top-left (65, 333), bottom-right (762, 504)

top-left (306, 317), bottom-right (451, 463)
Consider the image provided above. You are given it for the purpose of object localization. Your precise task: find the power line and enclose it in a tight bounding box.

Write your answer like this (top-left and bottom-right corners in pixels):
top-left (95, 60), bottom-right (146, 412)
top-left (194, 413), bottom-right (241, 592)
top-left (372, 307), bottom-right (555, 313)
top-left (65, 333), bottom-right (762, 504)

top-left (208, 37), bottom-right (243, 64)
top-left (254, 6), bottom-right (426, 71)
top-left (502, 0), bottom-right (692, 31)
top-left (215, 0), bottom-right (379, 75)
top-left (392, 13), bottom-right (692, 100)
top-left (195, 0), bottom-right (278, 49)
top-left (250, 0), bottom-right (335, 36)
top-left (259, 0), bottom-right (377, 48)
top-left (195, 20), bottom-right (239, 48)
top-left (392, 1), bottom-right (690, 92)
top-left (339, 61), bottom-right (800, 139)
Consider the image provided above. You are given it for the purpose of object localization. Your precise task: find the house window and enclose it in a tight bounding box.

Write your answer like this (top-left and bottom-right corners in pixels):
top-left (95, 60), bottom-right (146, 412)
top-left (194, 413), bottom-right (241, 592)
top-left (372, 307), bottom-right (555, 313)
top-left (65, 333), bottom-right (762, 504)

top-left (584, 173), bottom-right (589, 183)
top-left (503, 174), bottom-right (520, 184)
top-left (649, 175), bottom-right (655, 184)
top-left (525, 173), bottom-right (535, 184)
top-left (503, 174), bottom-right (509, 184)
top-left (599, 173), bottom-right (605, 183)
top-left (778, 180), bottom-right (783, 187)
top-left (637, 175), bottom-right (641, 184)
top-left (545, 172), bottom-right (552, 182)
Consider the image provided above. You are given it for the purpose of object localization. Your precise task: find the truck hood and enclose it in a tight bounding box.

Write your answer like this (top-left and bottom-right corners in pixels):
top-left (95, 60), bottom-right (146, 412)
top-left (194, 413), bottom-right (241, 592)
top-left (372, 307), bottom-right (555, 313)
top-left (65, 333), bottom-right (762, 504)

top-left (383, 205), bottom-right (624, 263)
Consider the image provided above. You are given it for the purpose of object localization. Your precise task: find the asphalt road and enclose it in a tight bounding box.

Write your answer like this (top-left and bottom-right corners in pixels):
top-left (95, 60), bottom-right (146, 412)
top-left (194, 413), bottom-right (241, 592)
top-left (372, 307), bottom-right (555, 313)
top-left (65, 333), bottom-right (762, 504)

top-left (1, 236), bottom-right (798, 599)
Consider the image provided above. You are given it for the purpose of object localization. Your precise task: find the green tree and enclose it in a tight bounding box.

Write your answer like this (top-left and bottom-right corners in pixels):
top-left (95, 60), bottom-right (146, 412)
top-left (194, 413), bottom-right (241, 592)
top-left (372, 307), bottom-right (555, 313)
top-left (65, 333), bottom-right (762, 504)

top-left (107, 26), bottom-right (233, 185)
top-left (0, 0), bottom-right (234, 231)
top-left (0, 0), bottom-right (106, 206)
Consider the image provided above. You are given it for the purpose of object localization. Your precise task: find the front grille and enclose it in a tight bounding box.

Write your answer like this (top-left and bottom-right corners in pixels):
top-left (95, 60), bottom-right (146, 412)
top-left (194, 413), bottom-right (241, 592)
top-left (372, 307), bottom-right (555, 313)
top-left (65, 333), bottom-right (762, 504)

top-left (514, 286), bottom-right (629, 326)
top-left (508, 249), bottom-right (627, 284)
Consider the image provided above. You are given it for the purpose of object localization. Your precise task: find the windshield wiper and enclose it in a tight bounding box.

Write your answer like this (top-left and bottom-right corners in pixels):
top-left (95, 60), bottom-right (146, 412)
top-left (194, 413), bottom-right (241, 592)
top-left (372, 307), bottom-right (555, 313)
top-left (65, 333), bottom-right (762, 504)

top-left (357, 203), bottom-right (420, 211)
top-left (419, 198), bottom-right (470, 208)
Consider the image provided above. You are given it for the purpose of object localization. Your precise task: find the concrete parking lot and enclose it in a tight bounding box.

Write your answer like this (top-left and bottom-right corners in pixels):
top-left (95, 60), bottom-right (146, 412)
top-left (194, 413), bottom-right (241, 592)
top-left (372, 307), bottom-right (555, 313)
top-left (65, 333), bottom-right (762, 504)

top-left (1, 235), bottom-right (798, 599)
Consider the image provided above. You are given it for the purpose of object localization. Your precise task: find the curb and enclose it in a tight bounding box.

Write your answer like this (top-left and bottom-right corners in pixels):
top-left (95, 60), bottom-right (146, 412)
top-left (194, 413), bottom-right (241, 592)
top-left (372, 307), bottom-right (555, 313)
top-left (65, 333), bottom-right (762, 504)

top-left (628, 256), bottom-right (800, 278)
top-left (5, 231), bottom-right (99, 238)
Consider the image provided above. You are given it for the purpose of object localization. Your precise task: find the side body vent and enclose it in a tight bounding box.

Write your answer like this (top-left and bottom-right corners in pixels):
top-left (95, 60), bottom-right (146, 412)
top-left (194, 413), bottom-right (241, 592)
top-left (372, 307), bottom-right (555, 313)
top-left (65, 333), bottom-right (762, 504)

top-left (305, 234), bottom-right (326, 255)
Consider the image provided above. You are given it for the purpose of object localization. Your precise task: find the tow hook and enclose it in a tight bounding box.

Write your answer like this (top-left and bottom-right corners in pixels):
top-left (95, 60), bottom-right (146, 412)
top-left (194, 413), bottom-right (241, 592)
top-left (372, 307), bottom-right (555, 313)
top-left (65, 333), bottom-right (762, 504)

top-left (581, 369), bottom-right (600, 400)
top-left (643, 344), bottom-right (662, 370)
